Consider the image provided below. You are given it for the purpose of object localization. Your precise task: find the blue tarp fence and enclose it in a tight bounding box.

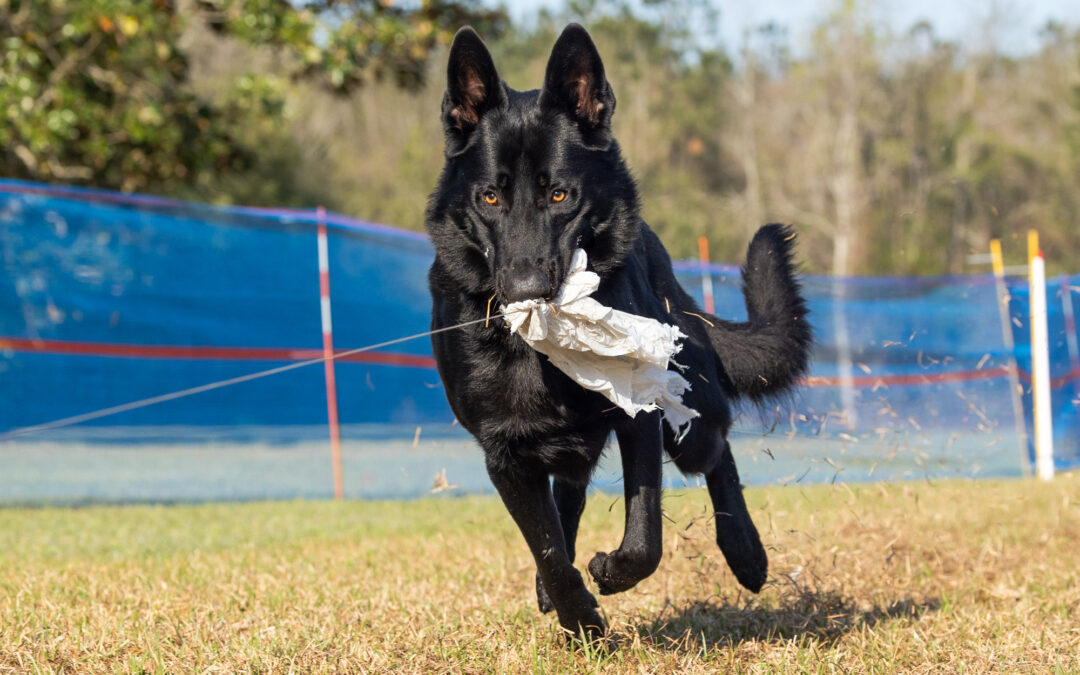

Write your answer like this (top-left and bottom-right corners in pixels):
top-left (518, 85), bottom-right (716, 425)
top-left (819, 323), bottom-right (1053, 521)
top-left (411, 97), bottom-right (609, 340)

top-left (1, 178), bottom-right (1078, 500)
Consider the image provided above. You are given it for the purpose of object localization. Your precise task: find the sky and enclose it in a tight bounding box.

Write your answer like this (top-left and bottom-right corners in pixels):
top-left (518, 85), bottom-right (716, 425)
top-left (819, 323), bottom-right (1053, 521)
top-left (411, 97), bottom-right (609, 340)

top-left (507, 0), bottom-right (1080, 56)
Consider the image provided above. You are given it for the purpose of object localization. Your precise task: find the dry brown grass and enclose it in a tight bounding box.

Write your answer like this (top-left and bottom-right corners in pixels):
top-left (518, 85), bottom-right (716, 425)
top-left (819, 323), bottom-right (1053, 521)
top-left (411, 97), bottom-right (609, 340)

top-left (1, 473), bottom-right (1078, 673)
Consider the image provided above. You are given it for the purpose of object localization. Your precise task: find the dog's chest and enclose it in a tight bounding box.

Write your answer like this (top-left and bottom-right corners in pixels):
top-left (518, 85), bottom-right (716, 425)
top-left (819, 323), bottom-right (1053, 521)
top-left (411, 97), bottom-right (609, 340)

top-left (461, 338), bottom-right (603, 438)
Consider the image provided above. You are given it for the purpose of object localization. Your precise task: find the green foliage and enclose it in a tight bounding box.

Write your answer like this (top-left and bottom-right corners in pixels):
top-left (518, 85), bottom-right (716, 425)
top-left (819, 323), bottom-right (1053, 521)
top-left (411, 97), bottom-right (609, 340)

top-left (195, 0), bottom-right (507, 92)
top-left (0, 0), bottom-right (504, 196)
top-left (1, 0), bottom-right (241, 191)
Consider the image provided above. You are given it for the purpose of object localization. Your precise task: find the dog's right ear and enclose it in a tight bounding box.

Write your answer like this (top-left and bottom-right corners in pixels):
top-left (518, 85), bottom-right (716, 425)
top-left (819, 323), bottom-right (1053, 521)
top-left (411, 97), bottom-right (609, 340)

top-left (442, 27), bottom-right (505, 157)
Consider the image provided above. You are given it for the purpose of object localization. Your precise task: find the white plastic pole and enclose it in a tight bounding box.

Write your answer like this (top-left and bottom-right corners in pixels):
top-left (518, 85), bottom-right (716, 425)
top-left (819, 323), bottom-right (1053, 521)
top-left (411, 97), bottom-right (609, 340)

top-left (1028, 230), bottom-right (1054, 481)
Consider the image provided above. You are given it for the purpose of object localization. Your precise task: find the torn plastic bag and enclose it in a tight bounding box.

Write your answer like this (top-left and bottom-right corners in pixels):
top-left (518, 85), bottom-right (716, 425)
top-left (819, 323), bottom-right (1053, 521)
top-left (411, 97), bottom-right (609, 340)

top-left (501, 248), bottom-right (699, 440)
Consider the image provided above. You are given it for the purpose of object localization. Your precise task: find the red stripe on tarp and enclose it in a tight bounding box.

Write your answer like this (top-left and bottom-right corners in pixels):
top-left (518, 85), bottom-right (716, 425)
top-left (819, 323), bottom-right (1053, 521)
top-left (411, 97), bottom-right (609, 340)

top-left (804, 365), bottom-right (1080, 390)
top-left (4, 336), bottom-right (1080, 388)
top-left (803, 366), bottom-right (1013, 388)
top-left (0, 337), bottom-right (437, 369)
top-left (1051, 366), bottom-right (1080, 390)
top-left (1013, 366), bottom-right (1080, 389)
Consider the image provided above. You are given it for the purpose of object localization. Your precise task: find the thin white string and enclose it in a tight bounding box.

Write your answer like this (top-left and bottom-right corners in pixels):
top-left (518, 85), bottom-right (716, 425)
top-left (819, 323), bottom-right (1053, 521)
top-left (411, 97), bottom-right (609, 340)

top-left (0, 314), bottom-right (503, 442)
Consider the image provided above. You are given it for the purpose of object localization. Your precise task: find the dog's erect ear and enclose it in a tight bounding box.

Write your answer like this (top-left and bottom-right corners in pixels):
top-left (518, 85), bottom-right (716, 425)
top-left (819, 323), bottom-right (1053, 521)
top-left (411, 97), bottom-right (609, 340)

top-left (540, 24), bottom-right (615, 150)
top-left (442, 27), bottom-right (504, 157)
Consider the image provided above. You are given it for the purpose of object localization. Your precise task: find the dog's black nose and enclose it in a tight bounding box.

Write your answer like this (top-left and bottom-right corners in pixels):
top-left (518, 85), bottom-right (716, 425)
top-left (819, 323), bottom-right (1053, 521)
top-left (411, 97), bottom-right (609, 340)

top-left (503, 261), bottom-right (551, 302)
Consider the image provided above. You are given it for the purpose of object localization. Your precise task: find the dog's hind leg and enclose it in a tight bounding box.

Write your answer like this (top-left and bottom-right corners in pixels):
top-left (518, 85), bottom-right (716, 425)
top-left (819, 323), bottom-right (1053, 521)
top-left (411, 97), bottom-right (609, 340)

top-left (705, 439), bottom-right (768, 592)
top-left (587, 412), bottom-right (664, 595)
top-left (485, 458), bottom-right (605, 638)
top-left (669, 424), bottom-right (768, 593)
top-left (536, 479), bottom-right (587, 614)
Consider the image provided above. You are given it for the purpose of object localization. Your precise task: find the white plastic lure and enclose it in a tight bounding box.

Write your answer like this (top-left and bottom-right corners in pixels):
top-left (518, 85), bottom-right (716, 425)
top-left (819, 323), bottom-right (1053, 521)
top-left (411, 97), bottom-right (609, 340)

top-left (501, 248), bottom-right (699, 440)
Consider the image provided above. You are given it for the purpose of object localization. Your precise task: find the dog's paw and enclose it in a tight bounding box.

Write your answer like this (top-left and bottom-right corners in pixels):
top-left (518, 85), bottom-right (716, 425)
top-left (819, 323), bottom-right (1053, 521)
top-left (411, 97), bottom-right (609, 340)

top-left (588, 551), bottom-right (642, 595)
top-left (552, 577), bottom-right (603, 640)
top-left (558, 605), bottom-right (607, 645)
top-left (715, 517), bottom-right (769, 593)
top-left (536, 571), bottom-right (597, 614)
top-left (717, 534), bottom-right (769, 593)
top-left (535, 572), bottom-right (555, 614)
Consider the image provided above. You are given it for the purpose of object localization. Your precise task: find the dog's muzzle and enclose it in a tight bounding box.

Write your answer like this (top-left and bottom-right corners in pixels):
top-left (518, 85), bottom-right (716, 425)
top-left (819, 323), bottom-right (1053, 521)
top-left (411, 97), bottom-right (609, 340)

top-left (501, 259), bottom-right (552, 302)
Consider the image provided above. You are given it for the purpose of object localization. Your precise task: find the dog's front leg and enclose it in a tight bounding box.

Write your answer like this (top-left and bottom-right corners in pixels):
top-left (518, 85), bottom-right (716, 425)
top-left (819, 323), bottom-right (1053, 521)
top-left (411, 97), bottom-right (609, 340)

top-left (536, 479), bottom-right (587, 614)
top-left (588, 412), bottom-right (664, 594)
top-left (485, 458), bottom-right (605, 638)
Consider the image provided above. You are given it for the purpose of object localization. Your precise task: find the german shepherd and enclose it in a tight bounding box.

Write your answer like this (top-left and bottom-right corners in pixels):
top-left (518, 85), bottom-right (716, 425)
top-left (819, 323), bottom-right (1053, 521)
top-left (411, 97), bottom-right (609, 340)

top-left (425, 24), bottom-right (812, 639)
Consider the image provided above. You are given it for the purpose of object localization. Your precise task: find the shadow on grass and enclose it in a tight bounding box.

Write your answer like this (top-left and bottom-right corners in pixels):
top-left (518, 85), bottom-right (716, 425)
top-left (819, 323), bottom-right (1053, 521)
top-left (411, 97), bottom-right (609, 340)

top-left (634, 584), bottom-right (939, 652)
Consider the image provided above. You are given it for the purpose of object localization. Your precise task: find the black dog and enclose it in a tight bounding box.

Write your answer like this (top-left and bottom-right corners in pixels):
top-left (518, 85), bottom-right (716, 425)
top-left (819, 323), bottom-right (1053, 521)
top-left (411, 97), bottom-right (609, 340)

top-left (425, 24), bottom-right (811, 639)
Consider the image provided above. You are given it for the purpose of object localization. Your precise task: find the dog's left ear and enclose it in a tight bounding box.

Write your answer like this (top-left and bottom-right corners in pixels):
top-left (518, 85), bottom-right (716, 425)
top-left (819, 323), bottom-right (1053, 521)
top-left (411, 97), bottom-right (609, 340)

top-left (540, 24), bottom-right (616, 150)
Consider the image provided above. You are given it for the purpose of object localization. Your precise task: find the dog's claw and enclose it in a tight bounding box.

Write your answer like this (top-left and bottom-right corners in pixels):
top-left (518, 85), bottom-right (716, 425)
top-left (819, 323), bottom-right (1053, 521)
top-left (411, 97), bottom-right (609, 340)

top-left (588, 552), bottom-right (619, 595)
top-left (588, 551), bottom-right (641, 595)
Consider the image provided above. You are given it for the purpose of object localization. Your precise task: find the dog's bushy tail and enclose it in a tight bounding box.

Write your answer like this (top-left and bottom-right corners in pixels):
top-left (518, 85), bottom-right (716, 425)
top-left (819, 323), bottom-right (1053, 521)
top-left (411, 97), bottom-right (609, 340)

top-left (707, 224), bottom-right (812, 401)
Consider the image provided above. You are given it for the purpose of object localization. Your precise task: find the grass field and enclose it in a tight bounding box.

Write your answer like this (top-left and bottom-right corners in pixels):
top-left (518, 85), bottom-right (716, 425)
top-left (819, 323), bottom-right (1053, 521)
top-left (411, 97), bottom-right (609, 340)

top-left (1, 473), bottom-right (1078, 673)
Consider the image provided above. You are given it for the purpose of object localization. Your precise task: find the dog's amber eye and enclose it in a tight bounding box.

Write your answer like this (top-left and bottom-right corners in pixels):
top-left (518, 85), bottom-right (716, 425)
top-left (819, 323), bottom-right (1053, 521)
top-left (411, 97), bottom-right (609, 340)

top-left (483, 191), bottom-right (498, 205)
top-left (551, 189), bottom-right (567, 203)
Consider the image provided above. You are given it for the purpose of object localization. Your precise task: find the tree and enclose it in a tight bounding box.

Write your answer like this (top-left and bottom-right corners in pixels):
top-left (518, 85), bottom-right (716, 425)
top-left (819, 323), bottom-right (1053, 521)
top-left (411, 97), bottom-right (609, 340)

top-left (0, 0), bottom-right (504, 195)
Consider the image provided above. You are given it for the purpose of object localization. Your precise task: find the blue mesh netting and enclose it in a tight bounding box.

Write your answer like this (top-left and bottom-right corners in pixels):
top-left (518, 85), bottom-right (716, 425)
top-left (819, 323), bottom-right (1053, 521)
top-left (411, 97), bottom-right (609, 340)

top-left (1, 178), bottom-right (1077, 501)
